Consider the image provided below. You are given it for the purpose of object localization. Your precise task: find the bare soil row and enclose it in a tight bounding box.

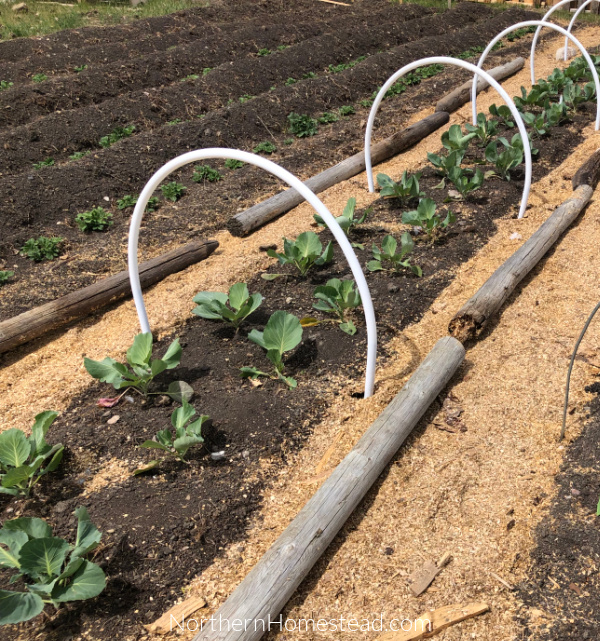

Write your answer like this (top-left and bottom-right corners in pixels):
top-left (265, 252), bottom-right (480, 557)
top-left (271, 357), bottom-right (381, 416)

top-left (0, 5), bottom-right (444, 173)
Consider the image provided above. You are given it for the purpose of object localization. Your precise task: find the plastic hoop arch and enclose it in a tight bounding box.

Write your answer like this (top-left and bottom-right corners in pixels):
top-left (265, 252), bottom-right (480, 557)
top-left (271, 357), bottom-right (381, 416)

top-left (365, 56), bottom-right (532, 219)
top-left (474, 21), bottom-right (600, 132)
top-left (530, 4), bottom-right (593, 83)
top-left (127, 148), bottom-right (378, 398)
top-left (564, 0), bottom-right (596, 61)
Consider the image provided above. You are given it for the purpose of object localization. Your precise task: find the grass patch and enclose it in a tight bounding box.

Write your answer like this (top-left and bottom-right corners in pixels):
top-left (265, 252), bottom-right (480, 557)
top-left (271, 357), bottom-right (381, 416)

top-left (0, 0), bottom-right (209, 41)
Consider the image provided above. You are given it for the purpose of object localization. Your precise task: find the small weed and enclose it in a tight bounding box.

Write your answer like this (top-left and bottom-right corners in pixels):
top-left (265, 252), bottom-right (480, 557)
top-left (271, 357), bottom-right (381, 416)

top-left (277, 45), bottom-right (289, 51)
top-left (21, 237), bottom-right (63, 262)
top-left (99, 125), bottom-right (135, 148)
top-left (192, 165), bottom-right (222, 183)
top-left (239, 94), bottom-right (255, 104)
top-left (302, 72), bottom-right (316, 79)
top-left (117, 195), bottom-right (137, 210)
top-left (0, 80), bottom-right (13, 91)
top-left (75, 207), bottom-right (113, 232)
top-left (180, 74), bottom-right (199, 81)
top-left (69, 150), bottom-right (90, 161)
top-left (283, 138), bottom-right (294, 145)
top-left (339, 105), bottom-right (355, 116)
top-left (287, 112), bottom-right (319, 138)
top-left (253, 141), bottom-right (277, 155)
top-left (32, 158), bottom-right (55, 170)
top-left (167, 118), bottom-right (182, 125)
top-left (202, 67), bottom-right (212, 76)
top-left (32, 73), bottom-right (47, 83)
top-left (284, 77), bottom-right (297, 86)
top-left (317, 111), bottom-right (339, 124)
top-left (225, 159), bottom-right (244, 170)
top-left (160, 181), bottom-right (186, 202)
top-left (74, 64), bottom-right (88, 72)
top-left (0, 270), bottom-right (14, 286)
top-left (257, 48), bottom-right (271, 56)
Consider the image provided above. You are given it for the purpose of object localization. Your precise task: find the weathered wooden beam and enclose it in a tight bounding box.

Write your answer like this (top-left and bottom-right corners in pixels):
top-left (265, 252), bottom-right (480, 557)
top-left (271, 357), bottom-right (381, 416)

top-left (449, 185), bottom-right (592, 343)
top-left (435, 57), bottom-right (525, 114)
top-left (194, 336), bottom-right (465, 641)
top-left (0, 239), bottom-right (219, 355)
top-left (227, 111), bottom-right (449, 237)
top-left (572, 147), bottom-right (600, 190)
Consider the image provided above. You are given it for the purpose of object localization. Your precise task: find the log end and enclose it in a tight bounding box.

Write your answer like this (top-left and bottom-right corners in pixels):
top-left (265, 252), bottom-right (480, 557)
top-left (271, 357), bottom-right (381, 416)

top-left (226, 216), bottom-right (248, 238)
top-left (448, 314), bottom-right (480, 345)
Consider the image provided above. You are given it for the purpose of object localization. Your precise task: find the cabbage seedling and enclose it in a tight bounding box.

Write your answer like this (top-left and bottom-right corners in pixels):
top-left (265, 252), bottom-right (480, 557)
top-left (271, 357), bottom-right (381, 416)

top-left (313, 197), bottom-right (370, 238)
top-left (241, 311), bottom-right (303, 388)
top-left (84, 332), bottom-right (185, 397)
top-left (368, 233), bottom-right (421, 276)
top-left (377, 171), bottom-right (423, 205)
top-left (448, 166), bottom-right (484, 198)
top-left (140, 401), bottom-right (207, 463)
top-left (0, 411), bottom-right (63, 497)
top-left (402, 197), bottom-right (455, 241)
top-left (427, 149), bottom-right (464, 188)
top-left (267, 231), bottom-right (333, 276)
top-left (313, 278), bottom-right (361, 335)
top-left (441, 124), bottom-right (477, 153)
top-left (0, 508), bottom-right (105, 625)
top-left (488, 104), bottom-right (515, 128)
top-left (484, 140), bottom-right (523, 181)
top-left (192, 282), bottom-right (263, 330)
top-left (465, 113), bottom-right (499, 147)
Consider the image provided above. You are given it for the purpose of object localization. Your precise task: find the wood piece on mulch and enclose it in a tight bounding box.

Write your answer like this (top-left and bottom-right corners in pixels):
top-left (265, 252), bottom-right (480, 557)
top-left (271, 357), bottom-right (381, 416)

top-left (0, 239), bottom-right (218, 355)
top-left (145, 596), bottom-right (207, 634)
top-left (408, 551), bottom-right (452, 597)
top-left (377, 602), bottom-right (489, 640)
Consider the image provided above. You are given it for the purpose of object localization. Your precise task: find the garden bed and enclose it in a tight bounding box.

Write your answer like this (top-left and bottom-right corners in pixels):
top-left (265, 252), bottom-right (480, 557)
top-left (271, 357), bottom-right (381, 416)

top-left (2, 3), bottom-right (600, 641)
top-left (0, 3), bottom-right (552, 322)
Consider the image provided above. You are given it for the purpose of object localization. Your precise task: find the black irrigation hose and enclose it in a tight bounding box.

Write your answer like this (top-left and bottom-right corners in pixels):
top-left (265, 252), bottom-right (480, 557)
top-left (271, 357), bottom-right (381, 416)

top-left (561, 299), bottom-right (600, 440)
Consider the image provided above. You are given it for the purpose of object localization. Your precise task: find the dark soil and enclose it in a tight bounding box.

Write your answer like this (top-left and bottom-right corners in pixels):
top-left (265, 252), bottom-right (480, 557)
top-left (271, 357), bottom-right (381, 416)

top-left (0, 4), bottom-right (548, 322)
top-left (0, 97), bottom-right (588, 641)
top-left (516, 389), bottom-right (600, 640)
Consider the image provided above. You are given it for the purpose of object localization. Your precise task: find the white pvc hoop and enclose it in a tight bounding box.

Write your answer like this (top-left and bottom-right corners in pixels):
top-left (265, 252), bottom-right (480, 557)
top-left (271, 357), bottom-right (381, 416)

top-left (531, 3), bottom-right (590, 83)
top-left (474, 20), bottom-right (600, 132)
top-left (564, 0), bottom-right (595, 61)
top-left (365, 56), bottom-right (532, 219)
top-left (127, 148), bottom-right (378, 398)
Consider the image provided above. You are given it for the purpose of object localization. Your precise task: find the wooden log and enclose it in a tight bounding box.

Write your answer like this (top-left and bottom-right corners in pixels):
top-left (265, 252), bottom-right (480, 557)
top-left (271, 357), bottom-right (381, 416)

top-left (193, 336), bottom-right (465, 641)
top-left (448, 185), bottom-right (592, 343)
top-left (572, 147), bottom-right (600, 190)
top-left (0, 239), bottom-right (219, 355)
top-left (227, 111), bottom-right (449, 237)
top-left (435, 57), bottom-right (525, 114)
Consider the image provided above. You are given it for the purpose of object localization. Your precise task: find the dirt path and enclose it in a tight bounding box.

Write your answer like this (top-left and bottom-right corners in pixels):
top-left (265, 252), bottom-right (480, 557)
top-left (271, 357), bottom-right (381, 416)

top-left (1, 24), bottom-right (599, 641)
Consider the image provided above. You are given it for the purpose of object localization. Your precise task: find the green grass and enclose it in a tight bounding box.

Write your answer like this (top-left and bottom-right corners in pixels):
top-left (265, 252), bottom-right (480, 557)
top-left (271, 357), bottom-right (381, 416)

top-left (0, 0), bottom-right (209, 41)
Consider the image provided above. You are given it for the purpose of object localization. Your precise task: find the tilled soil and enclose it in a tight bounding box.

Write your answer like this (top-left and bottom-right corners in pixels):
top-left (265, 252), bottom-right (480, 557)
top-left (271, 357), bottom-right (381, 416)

top-left (0, 2), bottom-right (545, 322)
